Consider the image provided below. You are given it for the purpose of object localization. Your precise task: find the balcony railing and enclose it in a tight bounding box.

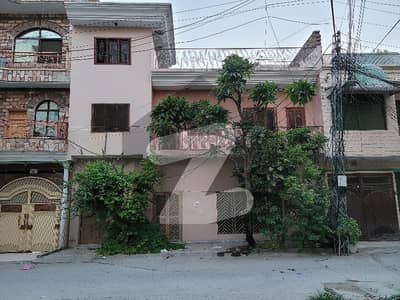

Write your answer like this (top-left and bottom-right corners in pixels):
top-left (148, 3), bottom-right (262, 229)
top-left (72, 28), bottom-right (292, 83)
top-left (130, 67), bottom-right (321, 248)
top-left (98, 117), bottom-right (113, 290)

top-left (151, 128), bottom-right (237, 154)
top-left (2, 120), bottom-right (68, 140)
top-left (0, 53), bottom-right (69, 84)
top-left (0, 120), bottom-right (68, 153)
top-left (12, 52), bottom-right (64, 65)
top-left (150, 126), bottom-right (324, 154)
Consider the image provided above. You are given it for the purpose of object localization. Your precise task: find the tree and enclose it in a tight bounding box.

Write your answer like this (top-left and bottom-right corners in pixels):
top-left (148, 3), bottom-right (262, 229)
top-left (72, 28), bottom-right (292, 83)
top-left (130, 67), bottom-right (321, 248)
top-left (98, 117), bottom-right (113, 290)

top-left (248, 127), bottom-right (332, 248)
top-left (215, 56), bottom-right (277, 246)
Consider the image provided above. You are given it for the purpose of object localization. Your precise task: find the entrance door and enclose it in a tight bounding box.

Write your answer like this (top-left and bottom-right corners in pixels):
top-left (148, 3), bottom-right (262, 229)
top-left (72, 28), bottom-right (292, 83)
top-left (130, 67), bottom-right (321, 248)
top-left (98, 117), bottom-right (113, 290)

top-left (0, 177), bottom-right (62, 252)
top-left (347, 173), bottom-right (399, 240)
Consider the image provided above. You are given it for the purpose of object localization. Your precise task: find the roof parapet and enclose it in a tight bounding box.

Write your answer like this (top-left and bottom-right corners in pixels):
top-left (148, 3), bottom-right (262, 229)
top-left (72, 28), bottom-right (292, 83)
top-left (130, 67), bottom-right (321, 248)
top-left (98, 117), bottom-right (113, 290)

top-left (289, 31), bottom-right (322, 69)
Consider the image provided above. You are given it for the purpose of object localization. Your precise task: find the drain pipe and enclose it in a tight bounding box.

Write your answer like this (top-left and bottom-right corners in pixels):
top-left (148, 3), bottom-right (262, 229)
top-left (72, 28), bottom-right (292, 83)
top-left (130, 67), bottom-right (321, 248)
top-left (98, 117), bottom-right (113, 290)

top-left (58, 161), bottom-right (70, 249)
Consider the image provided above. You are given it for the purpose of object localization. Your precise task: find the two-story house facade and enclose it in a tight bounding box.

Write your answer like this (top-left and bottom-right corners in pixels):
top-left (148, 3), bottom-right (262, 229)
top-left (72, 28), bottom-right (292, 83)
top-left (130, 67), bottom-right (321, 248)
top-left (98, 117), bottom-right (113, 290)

top-left (321, 53), bottom-right (400, 240)
top-left (63, 0), bottom-right (325, 244)
top-left (147, 32), bottom-right (324, 242)
top-left (0, 0), bottom-right (70, 252)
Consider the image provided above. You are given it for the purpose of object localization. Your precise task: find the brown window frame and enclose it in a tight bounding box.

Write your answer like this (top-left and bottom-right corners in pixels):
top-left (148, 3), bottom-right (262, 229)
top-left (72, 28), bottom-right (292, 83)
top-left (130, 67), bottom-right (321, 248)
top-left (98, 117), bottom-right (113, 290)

top-left (243, 107), bottom-right (277, 131)
top-left (94, 38), bottom-right (131, 65)
top-left (286, 107), bottom-right (306, 129)
top-left (91, 103), bottom-right (130, 133)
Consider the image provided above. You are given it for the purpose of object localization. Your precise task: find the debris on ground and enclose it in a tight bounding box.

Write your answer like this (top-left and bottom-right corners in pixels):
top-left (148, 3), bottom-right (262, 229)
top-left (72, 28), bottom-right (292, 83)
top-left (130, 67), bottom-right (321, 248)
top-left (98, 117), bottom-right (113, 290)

top-left (20, 264), bottom-right (34, 271)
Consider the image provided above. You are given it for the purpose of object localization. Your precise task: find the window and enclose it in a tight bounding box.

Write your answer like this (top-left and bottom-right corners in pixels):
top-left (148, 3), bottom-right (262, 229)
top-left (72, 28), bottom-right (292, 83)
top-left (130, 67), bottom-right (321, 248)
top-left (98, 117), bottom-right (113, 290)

top-left (91, 104), bottom-right (130, 132)
top-left (95, 39), bottom-right (131, 65)
top-left (34, 101), bottom-right (59, 137)
top-left (343, 94), bottom-right (386, 130)
top-left (287, 107), bottom-right (306, 129)
top-left (14, 29), bottom-right (62, 63)
top-left (243, 108), bottom-right (277, 130)
top-left (5, 111), bottom-right (27, 138)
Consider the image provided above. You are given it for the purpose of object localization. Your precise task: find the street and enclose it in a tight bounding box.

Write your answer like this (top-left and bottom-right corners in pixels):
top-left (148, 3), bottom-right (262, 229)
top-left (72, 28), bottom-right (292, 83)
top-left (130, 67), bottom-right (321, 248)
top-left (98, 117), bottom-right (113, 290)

top-left (0, 242), bottom-right (399, 300)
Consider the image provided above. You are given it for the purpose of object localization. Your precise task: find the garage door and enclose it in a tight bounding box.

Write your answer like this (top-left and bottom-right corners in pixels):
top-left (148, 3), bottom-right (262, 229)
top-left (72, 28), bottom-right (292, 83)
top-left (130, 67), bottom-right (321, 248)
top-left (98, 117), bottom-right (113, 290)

top-left (347, 173), bottom-right (399, 240)
top-left (0, 177), bottom-right (62, 252)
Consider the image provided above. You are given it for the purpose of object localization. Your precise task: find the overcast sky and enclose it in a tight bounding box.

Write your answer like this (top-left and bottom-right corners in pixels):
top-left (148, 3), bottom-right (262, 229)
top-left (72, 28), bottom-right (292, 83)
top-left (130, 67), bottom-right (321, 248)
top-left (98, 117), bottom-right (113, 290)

top-left (101, 0), bottom-right (400, 52)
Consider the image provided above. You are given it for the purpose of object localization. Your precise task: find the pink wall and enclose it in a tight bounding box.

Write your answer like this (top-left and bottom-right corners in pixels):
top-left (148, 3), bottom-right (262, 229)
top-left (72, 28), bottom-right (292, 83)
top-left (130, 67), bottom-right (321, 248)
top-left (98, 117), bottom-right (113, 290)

top-left (69, 27), bottom-right (155, 158)
top-left (153, 82), bottom-right (323, 130)
top-left (153, 82), bottom-right (324, 241)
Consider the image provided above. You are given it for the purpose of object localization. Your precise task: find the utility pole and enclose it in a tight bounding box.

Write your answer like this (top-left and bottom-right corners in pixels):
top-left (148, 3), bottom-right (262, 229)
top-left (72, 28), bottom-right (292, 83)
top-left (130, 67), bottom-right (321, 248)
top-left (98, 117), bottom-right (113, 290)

top-left (330, 31), bottom-right (349, 256)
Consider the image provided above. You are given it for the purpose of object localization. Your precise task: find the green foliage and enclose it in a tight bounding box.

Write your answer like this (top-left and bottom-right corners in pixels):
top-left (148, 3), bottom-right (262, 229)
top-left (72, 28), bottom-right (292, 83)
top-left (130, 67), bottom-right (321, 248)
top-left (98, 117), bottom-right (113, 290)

top-left (150, 96), bottom-right (228, 137)
top-left (190, 99), bottom-right (229, 131)
top-left (150, 96), bottom-right (190, 137)
top-left (73, 160), bottom-right (180, 255)
top-left (337, 215), bottom-right (361, 245)
top-left (215, 54), bottom-right (254, 103)
top-left (98, 224), bottom-right (184, 256)
top-left (249, 81), bottom-right (278, 107)
top-left (245, 128), bottom-right (333, 248)
top-left (285, 79), bottom-right (316, 105)
top-left (308, 292), bottom-right (344, 300)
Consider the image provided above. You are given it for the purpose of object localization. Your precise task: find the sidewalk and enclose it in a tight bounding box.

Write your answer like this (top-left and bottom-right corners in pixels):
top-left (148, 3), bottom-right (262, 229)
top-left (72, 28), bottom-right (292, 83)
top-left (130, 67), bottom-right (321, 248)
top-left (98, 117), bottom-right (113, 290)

top-left (0, 252), bottom-right (40, 263)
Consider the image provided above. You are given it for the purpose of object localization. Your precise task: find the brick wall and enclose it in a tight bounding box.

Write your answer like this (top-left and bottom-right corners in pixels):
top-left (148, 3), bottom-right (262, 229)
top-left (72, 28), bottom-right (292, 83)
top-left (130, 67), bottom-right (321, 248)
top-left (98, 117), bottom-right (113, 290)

top-left (320, 64), bottom-right (400, 158)
top-left (0, 14), bottom-right (70, 75)
top-left (0, 89), bottom-right (69, 152)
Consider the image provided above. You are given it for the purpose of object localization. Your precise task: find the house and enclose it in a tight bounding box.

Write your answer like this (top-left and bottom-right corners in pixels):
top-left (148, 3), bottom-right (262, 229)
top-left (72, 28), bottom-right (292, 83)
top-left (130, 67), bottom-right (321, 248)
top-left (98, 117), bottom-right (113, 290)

top-left (150, 32), bottom-right (324, 242)
top-left (320, 53), bottom-right (400, 240)
top-left (0, 0), bottom-right (70, 252)
top-left (4, 0), bottom-right (394, 249)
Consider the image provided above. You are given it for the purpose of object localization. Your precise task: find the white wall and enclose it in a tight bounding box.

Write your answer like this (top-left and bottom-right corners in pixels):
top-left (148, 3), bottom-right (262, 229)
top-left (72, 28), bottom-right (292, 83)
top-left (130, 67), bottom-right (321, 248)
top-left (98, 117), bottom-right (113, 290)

top-left (68, 26), bottom-right (155, 158)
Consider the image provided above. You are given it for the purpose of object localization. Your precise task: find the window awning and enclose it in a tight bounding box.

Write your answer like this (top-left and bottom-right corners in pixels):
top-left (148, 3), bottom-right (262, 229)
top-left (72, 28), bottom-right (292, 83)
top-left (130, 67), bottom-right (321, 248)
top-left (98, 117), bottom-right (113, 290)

top-left (346, 64), bottom-right (400, 94)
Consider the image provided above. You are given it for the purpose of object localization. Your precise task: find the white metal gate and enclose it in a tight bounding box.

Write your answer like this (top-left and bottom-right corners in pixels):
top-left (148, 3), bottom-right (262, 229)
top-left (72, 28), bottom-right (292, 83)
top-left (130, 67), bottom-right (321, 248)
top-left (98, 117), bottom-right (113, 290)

top-left (0, 177), bottom-right (62, 252)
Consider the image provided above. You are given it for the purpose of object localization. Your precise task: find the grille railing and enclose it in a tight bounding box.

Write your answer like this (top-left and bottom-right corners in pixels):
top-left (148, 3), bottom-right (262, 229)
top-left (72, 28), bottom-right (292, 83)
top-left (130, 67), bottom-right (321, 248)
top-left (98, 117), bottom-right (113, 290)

top-left (2, 120), bottom-right (68, 140)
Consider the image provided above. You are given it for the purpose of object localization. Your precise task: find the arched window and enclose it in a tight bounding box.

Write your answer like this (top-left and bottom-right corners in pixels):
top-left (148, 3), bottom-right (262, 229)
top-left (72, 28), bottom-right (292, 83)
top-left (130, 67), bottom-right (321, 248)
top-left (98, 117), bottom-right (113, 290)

top-left (14, 28), bottom-right (62, 63)
top-left (34, 101), bottom-right (59, 137)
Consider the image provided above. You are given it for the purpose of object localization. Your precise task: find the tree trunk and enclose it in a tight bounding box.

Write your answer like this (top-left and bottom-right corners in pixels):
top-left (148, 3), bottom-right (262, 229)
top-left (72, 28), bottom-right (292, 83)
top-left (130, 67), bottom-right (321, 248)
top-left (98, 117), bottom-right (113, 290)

top-left (244, 165), bottom-right (256, 248)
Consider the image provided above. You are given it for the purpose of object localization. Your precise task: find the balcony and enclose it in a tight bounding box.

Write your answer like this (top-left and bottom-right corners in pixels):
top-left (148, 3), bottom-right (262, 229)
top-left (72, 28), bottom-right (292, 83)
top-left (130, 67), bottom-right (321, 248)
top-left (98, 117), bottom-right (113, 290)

top-left (0, 120), bottom-right (68, 153)
top-left (150, 126), bottom-right (324, 164)
top-left (0, 53), bottom-right (70, 87)
top-left (149, 128), bottom-right (237, 163)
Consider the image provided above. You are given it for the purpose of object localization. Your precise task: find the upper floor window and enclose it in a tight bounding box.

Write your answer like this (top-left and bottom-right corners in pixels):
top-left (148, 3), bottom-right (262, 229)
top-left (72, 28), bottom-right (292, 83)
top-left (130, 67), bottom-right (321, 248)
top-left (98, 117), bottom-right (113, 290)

top-left (95, 39), bottom-right (131, 65)
top-left (287, 107), bottom-right (306, 129)
top-left (34, 101), bottom-right (59, 137)
top-left (343, 94), bottom-right (386, 131)
top-left (243, 108), bottom-right (277, 130)
top-left (14, 29), bottom-right (62, 64)
top-left (91, 104), bottom-right (130, 132)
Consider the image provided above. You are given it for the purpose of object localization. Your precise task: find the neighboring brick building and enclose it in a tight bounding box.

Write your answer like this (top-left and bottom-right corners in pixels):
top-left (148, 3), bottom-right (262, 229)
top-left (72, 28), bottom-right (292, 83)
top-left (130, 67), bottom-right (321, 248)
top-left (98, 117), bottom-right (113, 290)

top-left (0, 0), bottom-right (70, 252)
top-left (320, 53), bottom-right (400, 239)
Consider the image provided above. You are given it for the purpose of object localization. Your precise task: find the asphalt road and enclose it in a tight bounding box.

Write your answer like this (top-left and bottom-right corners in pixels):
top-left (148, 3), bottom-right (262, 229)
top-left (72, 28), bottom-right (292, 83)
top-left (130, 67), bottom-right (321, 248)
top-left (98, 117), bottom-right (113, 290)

top-left (0, 243), bottom-right (399, 300)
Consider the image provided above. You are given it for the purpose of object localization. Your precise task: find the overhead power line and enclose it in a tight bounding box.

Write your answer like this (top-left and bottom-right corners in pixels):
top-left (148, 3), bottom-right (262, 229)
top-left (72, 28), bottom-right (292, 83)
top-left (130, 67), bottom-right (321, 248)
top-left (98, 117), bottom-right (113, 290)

top-left (174, 0), bottom-right (244, 14)
top-left (373, 18), bottom-right (400, 51)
